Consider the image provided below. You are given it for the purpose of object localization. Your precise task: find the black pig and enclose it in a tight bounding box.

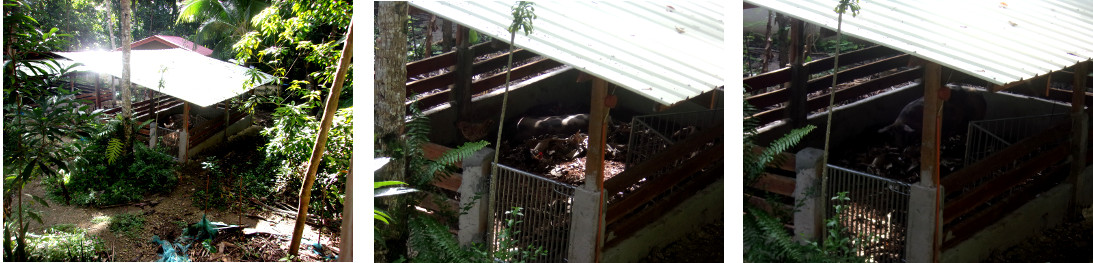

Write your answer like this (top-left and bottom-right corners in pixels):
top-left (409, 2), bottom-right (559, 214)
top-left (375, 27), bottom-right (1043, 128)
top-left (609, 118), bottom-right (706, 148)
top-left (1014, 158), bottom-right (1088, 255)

top-left (878, 85), bottom-right (987, 146)
top-left (514, 113), bottom-right (595, 140)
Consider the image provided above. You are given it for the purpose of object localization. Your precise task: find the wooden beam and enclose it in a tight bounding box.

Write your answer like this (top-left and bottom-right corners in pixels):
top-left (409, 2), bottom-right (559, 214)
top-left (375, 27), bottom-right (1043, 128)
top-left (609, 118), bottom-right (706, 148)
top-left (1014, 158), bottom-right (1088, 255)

top-left (451, 25), bottom-right (474, 124)
top-left (943, 144), bottom-right (1069, 224)
top-left (1070, 61), bottom-right (1089, 210)
top-left (941, 121), bottom-right (1072, 194)
top-left (921, 61), bottom-right (943, 262)
top-left (604, 167), bottom-right (721, 249)
top-left (606, 143), bottom-right (723, 225)
top-left (604, 125), bottom-right (723, 193)
top-left (588, 77), bottom-right (609, 263)
top-left (942, 165), bottom-right (1069, 250)
top-left (788, 19), bottom-right (808, 129)
top-left (751, 173), bottom-right (795, 197)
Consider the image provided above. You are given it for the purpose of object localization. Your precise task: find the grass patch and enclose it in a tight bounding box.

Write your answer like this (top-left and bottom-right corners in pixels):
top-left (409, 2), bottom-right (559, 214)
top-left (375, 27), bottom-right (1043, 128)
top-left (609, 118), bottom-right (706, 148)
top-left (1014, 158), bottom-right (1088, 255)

top-left (25, 224), bottom-right (106, 261)
top-left (108, 213), bottom-right (146, 239)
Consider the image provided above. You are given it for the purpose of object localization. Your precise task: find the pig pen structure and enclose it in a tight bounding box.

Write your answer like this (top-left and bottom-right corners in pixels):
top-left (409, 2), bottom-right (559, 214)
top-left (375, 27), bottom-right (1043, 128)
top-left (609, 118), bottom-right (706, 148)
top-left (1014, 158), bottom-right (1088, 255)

top-left (406, 2), bottom-right (726, 262)
top-left (745, 1), bottom-right (1093, 262)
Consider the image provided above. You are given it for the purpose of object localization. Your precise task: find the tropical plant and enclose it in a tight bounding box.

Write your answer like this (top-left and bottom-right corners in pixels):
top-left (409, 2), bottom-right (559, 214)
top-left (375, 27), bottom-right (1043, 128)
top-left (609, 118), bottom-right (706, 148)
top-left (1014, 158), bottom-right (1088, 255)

top-left (22, 224), bottom-right (106, 261)
top-left (176, 0), bottom-right (270, 59)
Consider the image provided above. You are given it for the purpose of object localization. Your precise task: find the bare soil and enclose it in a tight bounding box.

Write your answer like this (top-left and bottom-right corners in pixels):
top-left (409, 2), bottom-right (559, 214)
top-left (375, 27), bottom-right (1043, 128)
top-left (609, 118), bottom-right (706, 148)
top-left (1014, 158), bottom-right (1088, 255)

top-left (19, 143), bottom-right (339, 262)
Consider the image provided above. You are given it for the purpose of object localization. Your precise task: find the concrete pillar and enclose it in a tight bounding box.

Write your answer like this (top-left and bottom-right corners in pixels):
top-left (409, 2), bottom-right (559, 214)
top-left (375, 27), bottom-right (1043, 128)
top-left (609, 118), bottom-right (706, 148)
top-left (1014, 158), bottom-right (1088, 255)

top-left (178, 130), bottom-right (188, 163)
top-left (793, 147), bottom-right (825, 243)
top-left (1078, 163), bottom-right (1093, 208)
top-left (906, 183), bottom-right (941, 263)
top-left (457, 147), bottom-right (496, 246)
top-left (567, 186), bottom-right (602, 263)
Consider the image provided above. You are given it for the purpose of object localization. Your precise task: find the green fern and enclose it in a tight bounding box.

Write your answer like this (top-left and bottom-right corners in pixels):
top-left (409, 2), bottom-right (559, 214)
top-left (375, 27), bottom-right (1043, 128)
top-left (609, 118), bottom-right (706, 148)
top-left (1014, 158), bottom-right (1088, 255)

top-left (427, 140), bottom-right (489, 181)
top-left (408, 215), bottom-right (476, 263)
top-left (105, 138), bottom-right (123, 165)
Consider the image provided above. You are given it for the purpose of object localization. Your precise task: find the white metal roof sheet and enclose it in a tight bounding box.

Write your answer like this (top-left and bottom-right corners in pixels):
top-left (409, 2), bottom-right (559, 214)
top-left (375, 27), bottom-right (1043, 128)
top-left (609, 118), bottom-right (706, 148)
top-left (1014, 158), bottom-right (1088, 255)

top-left (410, 1), bottom-right (726, 105)
top-left (54, 49), bottom-right (274, 107)
top-left (745, 0), bottom-right (1093, 86)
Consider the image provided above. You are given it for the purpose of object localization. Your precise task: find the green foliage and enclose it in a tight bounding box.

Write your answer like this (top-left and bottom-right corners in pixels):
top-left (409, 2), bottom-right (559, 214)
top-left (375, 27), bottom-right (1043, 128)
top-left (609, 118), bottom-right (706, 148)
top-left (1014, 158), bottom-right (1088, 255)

top-left (234, 0), bottom-right (352, 97)
top-left (105, 138), bottom-right (123, 165)
top-left (108, 213), bottom-right (146, 239)
top-left (17, 224), bottom-right (105, 261)
top-left (176, 0), bottom-right (270, 59)
top-left (743, 92), bottom-right (870, 262)
top-left (407, 207), bottom-right (546, 263)
top-left (51, 123), bottom-right (178, 207)
top-left (508, 2), bottom-right (537, 36)
top-left (816, 36), bottom-right (861, 54)
top-left (834, 0), bottom-right (862, 17)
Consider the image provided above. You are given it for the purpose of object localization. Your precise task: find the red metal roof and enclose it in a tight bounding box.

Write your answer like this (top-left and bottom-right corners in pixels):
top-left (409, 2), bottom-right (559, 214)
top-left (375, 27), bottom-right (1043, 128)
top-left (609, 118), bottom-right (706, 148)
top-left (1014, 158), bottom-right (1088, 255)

top-left (117, 35), bottom-right (213, 56)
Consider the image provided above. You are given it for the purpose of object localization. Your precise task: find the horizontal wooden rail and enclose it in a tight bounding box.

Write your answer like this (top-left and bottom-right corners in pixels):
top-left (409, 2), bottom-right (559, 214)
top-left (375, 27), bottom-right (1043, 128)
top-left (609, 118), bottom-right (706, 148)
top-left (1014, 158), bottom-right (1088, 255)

top-left (406, 48), bottom-right (540, 95)
top-left (606, 142), bottom-right (723, 225)
top-left (188, 110), bottom-right (247, 148)
top-left (747, 145), bottom-right (796, 172)
top-left (407, 58), bottom-right (564, 111)
top-left (748, 65), bottom-right (920, 126)
top-left (421, 142), bottom-right (465, 192)
top-left (941, 120), bottom-right (1071, 195)
top-left (751, 173), bottom-right (795, 197)
top-left (745, 54), bottom-right (910, 110)
top-left (943, 144), bottom-right (1069, 224)
top-left (942, 164), bottom-right (1069, 250)
top-left (604, 167), bottom-right (721, 249)
top-left (743, 45), bottom-right (900, 92)
top-left (605, 124), bottom-right (723, 193)
top-left (405, 40), bottom-right (506, 80)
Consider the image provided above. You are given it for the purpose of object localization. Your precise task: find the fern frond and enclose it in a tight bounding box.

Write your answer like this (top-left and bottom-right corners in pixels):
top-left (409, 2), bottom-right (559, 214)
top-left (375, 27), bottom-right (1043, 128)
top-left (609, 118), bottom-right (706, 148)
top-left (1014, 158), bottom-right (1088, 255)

top-left (105, 138), bottom-right (123, 165)
top-left (758, 125), bottom-right (815, 173)
top-left (408, 215), bottom-right (475, 263)
top-left (436, 141), bottom-right (488, 167)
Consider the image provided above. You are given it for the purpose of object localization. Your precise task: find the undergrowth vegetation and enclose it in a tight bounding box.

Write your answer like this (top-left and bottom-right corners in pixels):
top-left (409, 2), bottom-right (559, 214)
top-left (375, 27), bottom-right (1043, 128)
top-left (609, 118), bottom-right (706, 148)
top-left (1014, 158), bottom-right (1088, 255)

top-left (22, 224), bottom-right (105, 261)
top-left (45, 118), bottom-right (177, 207)
top-left (108, 213), bottom-right (146, 239)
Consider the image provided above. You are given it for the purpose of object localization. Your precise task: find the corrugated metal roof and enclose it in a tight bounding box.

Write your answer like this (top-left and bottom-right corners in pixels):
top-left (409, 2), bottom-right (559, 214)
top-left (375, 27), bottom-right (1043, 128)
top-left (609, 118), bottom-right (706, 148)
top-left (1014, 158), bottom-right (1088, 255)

top-left (745, 0), bottom-right (1093, 86)
top-left (120, 35), bottom-right (214, 56)
top-left (56, 49), bottom-right (274, 107)
top-left (409, 1), bottom-right (725, 105)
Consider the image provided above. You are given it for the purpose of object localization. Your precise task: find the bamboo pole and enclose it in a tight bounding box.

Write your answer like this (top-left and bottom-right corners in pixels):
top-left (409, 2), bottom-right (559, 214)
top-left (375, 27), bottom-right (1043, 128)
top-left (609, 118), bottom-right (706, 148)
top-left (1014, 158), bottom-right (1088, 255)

top-left (288, 22), bottom-right (353, 256)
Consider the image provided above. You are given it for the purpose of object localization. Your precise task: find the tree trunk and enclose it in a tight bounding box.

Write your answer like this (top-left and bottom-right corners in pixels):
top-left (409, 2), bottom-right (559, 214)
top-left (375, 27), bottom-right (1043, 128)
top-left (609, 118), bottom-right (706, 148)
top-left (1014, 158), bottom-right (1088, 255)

top-left (104, 1), bottom-right (116, 50)
top-left (120, 0), bottom-right (133, 150)
top-left (375, 2), bottom-right (409, 262)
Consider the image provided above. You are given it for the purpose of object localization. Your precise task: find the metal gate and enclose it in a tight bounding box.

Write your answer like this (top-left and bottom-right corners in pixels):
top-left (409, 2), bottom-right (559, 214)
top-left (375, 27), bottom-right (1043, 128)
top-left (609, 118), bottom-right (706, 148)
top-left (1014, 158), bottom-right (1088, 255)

top-left (964, 113), bottom-right (1068, 166)
top-left (625, 108), bottom-right (723, 166)
top-left (825, 165), bottom-right (910, 263)
top-left (489, 164), bottom-right (576, 262)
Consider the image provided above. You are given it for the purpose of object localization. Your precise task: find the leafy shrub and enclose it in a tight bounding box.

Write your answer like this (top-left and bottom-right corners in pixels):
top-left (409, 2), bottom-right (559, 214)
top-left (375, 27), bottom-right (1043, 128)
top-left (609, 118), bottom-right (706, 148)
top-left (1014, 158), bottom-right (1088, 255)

top-left (108, 213), bottom-right (146, 239)
top-left (22, 224), bottom-right (105, 261)
top-left (47, 119), bottom-right (178, 207)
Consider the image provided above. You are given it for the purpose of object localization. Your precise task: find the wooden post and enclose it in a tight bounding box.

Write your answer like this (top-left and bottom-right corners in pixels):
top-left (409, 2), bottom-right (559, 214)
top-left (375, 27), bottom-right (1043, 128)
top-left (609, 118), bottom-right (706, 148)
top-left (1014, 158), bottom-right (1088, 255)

top-left (337, 159), bottom-right (353, 262)
top-left (95, 74), bottom-right (102, 109)
top-left (425, 14), bottom-right (435, 58)
top-left (921, 61), bottom-right (943, 261)
top-left (451, 25), bottom-right (474, 128)
top-left (787, 18), bottom-right (809, 129)
top-left (587, 78), bottom-right (609, 263)
top-left (289, 22), bottom-right (353, 256)
top-left (1070, 60), bottom-right (1089, 210)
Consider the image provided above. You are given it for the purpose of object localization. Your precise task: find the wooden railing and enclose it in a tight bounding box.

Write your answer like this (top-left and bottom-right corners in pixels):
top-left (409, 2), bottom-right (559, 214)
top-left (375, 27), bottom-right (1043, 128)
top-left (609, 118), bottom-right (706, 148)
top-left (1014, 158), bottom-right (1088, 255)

top-left (404, 40), bottom-right (563, 111)
top-left (188, 109), bottom-right (248, 149)
top-left (940, 121), bottom-right (1073, 249)
top-left (602, 124), bottom-right (723, 248)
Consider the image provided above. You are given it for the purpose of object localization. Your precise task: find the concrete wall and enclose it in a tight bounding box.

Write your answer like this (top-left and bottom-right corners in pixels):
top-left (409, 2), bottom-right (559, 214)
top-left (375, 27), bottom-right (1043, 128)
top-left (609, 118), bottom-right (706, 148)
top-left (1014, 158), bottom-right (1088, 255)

top-left (600, 179), bottom-right (723, 263)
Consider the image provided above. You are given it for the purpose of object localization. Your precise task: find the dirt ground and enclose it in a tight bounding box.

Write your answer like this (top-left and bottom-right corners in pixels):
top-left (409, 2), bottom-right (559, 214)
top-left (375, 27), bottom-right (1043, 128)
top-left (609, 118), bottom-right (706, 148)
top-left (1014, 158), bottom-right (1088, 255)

top-left (642, 222), bottom-right (723, 262)
top-left (986, 205), bottom-right (1093, 262)
top-left (18, 147), bottom-right (340, 262)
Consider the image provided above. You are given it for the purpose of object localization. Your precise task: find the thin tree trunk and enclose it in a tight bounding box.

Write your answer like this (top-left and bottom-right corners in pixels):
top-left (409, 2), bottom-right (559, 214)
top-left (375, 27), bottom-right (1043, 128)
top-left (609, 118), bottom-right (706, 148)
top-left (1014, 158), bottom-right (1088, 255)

top-left (288, 22), bottom-right (354, 256)
top-left (442, 19), bottom-right (453, 52)
top-left (104, 1), bottom-right (116, 50)
top-left (120, 0), bottom-right (133, 149)
top-left (761, 10), bottom-right (774, 73)
top-left (375, 2), bottom-right (409, 261)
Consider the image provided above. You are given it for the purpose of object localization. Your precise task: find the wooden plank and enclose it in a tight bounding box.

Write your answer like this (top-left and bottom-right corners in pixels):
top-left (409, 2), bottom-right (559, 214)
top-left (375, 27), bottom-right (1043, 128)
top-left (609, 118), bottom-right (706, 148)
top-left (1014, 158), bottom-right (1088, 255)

top-left (943, 144), bottom-right (1069, 224)
top-left (805, 54), bottom-right (911, 94)
top-left (1045, 88), bottom-right (1093, 110)
top-left (747, 145), bottom-right (796, 172)
top-left (406, 71), bottom-right (455, 95)
top-left (604, 167), bottom-right (721, 249)
top-left (588, 78), bottom-right (609, 189)
top-left (752, 173), bottom-right (795, 197)
top-left (606, 143), bottom-right (723, 225)
top-left (434, 173), bottom-right (462, 192)
top-left (941, 121), bottom-right (1072, 194)
top-left (804, 66), bottom-right (921, 111)
top-left (405, 41), bottom-right (502, 79)
top-left (468, 59), bottom-right (564, 95)
top-left (942, 165), bottom-right (1069, 250)
top-left (605, 125), bottom-right (723, 193)
top-left (743, 67), bottom-right (790, 92)
top-left (744, 87), bottom-right (787, 110)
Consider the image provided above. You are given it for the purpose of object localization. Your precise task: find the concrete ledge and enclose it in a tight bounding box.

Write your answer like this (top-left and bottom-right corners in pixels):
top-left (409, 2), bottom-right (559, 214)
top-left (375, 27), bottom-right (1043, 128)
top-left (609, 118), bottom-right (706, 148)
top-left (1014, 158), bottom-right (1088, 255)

top-left (457, 147), bottom-right (495, 246)
top-left (940, 183), bottom-right (1073, 263)
top-left (793, 147), bottom-right (824, 243)
top-left (600, 179), bottom-right (723, 263)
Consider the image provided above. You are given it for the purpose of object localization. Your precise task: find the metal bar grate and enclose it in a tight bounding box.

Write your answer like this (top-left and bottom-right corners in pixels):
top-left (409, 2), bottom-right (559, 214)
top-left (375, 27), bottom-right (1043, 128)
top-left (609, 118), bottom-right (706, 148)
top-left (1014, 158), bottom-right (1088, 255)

top-left (825, 165), bottom-right (910, 263)
top-left (490, 164), bottom-right (576, 262)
